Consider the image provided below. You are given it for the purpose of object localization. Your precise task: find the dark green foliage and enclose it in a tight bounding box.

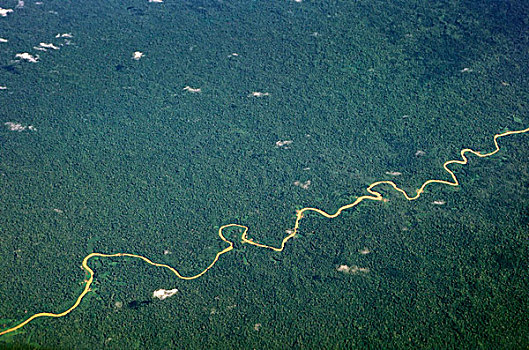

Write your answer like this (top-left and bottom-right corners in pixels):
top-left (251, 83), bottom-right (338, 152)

top-left (1, 0), bottom-right (528, 348)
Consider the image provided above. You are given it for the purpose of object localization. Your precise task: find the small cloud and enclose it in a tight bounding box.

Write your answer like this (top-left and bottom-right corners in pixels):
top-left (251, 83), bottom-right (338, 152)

top-left (432, 200), bottom-right (446, 205)
top-left (460, 67), bottom-right (473, 73)
top-left (4, 122), bottom-right (36, 132)
top-left (153, 288), bottom-right (178, 300)
top-left (275, 140), bottom-right (293, 148)
top-left (248, 91), bottom-right (269, 97)
top-left (385, 171), bottom-right (402, 176)
top-left (359, 247), bottom-right (371, 255)
top-left (149, 0), bottom-right (163, 2)
top-left (132, 51), bottom-right (144, 60)
top-left (337, 265), bottom-right (349, 273)
top-left (183, 86), bottom-right (201, 93)
top-left (39, 42), bottom-right (60, 50)
top-left (55, 33), bottom-right (73, 38)
top-left (15, 52), bottom-right (39, 63)
top-left (0, 38), bottom-right (8, 43)
top-left (0, 8), bottom-right (14, 17)
top-left (293, 180), bottom-right (311, 190)
top-left (337, 264), bottom-right (369, 274)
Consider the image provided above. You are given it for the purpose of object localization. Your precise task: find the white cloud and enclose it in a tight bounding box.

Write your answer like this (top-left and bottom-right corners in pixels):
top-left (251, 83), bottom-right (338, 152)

top-left (132, 51), bottom-right (144, 60)
top-left (15, 52), bottom-right (39, 63)
top-left (248, 91), bottom-right (269, 97)
top-left (183, 86), bottom-right (201, 93)
top-left (39, 42), bottom-right (60, 50)
top-left (336, 264), bottom-right (369, 274)
top-left (275, 140), bottom-right (293, 148)
top-left (0, 8), bottom-right (14, 17)
top-left (55, 33), bottom-right (73, 38)
top-left (152, 288), bottom-right (178, 300)
top-left (4, 122), bottom-right (36, 132)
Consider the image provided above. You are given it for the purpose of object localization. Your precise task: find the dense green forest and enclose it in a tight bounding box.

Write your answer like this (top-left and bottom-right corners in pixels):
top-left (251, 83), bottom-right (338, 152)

top-left (1, 0), bottom-right (528, 348)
